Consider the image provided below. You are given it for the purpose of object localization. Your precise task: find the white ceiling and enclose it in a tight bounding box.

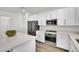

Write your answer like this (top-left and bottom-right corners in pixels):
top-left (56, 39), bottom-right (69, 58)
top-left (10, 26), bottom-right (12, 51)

top-left (0, 7), bottom-right (65, 14)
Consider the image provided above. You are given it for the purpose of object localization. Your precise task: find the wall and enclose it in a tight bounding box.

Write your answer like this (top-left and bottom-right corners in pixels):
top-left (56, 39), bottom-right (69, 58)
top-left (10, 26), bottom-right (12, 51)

top-left (0, 17), bottom-right (10, 36)
top-left (0, 10), bottom-right (26, 33)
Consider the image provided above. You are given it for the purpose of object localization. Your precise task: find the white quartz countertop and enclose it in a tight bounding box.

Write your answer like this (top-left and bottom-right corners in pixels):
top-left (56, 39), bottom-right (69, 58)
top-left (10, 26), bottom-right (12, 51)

top-left (0, 32), bottom-right (35, 51)
top-left (69, 33), bottom-right (79, 51)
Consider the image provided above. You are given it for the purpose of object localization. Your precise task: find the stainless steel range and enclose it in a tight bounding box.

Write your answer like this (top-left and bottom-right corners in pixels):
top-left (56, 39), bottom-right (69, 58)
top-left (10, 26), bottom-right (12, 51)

top-left (45, 30), bottom-right (56, 46)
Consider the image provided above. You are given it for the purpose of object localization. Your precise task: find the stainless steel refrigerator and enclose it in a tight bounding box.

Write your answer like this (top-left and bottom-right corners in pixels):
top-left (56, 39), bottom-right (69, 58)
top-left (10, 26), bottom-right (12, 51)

top-left (28, 21), bottom-right (39, 36)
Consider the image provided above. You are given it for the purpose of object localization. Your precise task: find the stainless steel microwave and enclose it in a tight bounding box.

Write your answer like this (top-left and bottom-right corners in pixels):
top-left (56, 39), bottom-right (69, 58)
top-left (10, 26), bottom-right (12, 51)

top-left (46, 19), bottom-right (57, 25)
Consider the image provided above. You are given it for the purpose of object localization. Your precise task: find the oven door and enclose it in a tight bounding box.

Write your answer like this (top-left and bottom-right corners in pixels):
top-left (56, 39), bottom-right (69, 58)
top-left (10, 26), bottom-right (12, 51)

top-left (45, 33), bottom-right (56, 43)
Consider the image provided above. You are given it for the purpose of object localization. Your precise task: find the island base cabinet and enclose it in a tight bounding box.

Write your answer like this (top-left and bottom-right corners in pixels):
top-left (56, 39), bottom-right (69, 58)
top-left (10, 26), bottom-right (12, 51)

top-left (13, 40), bottom-right (36, 52)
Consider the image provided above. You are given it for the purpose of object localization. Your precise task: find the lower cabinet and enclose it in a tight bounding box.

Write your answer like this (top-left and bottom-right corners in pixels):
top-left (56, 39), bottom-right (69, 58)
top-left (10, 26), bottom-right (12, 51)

top-left (56, 34), bottom-right (69, 50)
top-left (36, 31), bottom-right (45, 42)
top-left (69, 40), bottom-right (78, 52)
top-left (13, 39), bottom-right (36, 52)
top-left (57, 34), bottom-right (78, 52)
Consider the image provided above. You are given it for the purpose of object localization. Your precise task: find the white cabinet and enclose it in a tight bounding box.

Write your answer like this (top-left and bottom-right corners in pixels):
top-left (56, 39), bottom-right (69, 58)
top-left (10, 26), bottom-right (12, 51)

top-left (57, 8), bottom-right (79, 25)
top-left (29, 15), bottom-right (38, 21)
top-left (35, 12), bottom-right (52, 25)
top-left (64, 8), bottom-right (75, 25)
top-left (36, 31), bottom-right (45, 42)
top-left (57, 8), bottom-right (75, 25)
top-left (51, 11), bottom-right (58, 19)
top-left (69, 40), bottom-right (78, 52)
top-left (48, 8), bottom-right (75, 25)
top-left (38, 19), bottom-right (46, 25)
top-left (30, 7), bottom-right (79, 25)
top-left (75, 8), bottom-right (79, 25)
top-left (57, 9), bottom-right (65, 25)
top-left (57, 34), bottom-right (69, 50)
top-left (29, 7), bottom-right (79, 26)
top-left (38, 16), bottom-right (46, 25)
top-left (13, 39), bottom-right (36, 52)
top-left (38, 14), bottom-right (51, 25)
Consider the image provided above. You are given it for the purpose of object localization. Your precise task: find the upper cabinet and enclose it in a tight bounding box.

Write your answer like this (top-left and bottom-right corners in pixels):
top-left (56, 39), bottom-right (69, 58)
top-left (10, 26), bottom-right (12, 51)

top-left (57, 8), bottom-right (65, 25)
top-left (51, 10), bottom-right (58, 19)
top-left (63, 8), bottom-right (75, 25)
top-left (38, 15), bottom-right (46, 25)
top-left (57, 8), bottom-right (75, 25)
top-left (38, 13), bottom-right (52, 25)
top-left (30, 7), bottom-right (79, 26)
top-left (57, 8), bottom-right (79, 25)
top-left (75, 8), bottom-right (79, 25)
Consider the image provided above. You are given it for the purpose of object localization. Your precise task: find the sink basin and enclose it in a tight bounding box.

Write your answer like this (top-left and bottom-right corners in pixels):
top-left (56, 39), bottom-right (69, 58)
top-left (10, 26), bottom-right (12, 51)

top-left (76, 39), bottom-right (79, 43)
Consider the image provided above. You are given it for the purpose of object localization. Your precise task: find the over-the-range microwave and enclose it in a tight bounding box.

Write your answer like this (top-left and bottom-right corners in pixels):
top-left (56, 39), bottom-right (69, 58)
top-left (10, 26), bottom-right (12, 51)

top-left (46, 19), bottom-right (57, 25)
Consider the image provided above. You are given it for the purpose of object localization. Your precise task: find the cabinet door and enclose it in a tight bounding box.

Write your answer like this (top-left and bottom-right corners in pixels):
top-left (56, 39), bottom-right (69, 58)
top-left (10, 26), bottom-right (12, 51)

top-left (57, 8), bottom-right (75, 25)
top-left (57, 34), bottom-right (69, 50)
top-left (51, 11), bottom-right (58, 19)
top-left (38, 15), bottom-right (46, 25)
top-left (64, 8), bottom-right (75, 25)
top-left (69, 40), bottom-right (78, 52)
top-left (38, 19), bottom-right (46, 25)
top-left (75, 7), bottom-right (79, 25)
top-left (57, 9), bottom-right (65, 25)
top-left (38, 13), bottom-right (52, 25)
top-left (36, 31), bottom-right (45, 42)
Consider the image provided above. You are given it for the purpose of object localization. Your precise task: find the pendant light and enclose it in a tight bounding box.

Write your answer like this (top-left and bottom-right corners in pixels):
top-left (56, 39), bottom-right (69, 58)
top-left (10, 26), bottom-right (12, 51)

top-left (21, 7), bottom-right (26, 15)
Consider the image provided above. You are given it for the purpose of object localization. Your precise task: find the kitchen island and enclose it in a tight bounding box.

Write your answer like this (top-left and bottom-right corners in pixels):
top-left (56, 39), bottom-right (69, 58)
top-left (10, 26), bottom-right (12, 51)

top-left (0, 32), bottom-right (36, 52)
